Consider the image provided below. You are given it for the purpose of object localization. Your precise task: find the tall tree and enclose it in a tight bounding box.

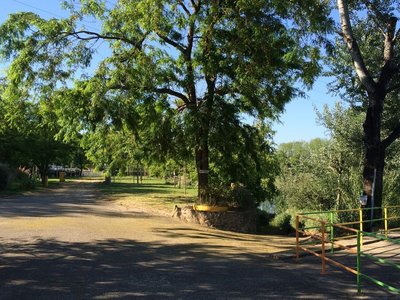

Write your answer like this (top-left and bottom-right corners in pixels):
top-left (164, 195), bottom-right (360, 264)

top-left (0, 0), bottom-right (329, 201)
top-left (330, 1), bottom-right (400, 221)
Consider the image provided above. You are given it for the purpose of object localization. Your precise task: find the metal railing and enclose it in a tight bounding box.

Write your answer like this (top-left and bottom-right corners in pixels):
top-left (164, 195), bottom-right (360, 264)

top-left (296, 206), bottom-right (400, 294)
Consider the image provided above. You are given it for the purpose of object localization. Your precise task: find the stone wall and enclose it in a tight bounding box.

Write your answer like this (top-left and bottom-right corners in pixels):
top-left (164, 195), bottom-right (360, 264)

top-left (172, 206), bottom-right (256, 233)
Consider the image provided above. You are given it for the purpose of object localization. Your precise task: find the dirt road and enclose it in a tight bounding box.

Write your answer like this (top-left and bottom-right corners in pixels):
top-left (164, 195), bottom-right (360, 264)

top-left (0, 181), bottom-right (390, 299)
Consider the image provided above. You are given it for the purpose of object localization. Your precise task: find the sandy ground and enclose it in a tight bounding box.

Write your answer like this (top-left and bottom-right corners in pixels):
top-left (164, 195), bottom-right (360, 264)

top-left (0, 180), bottom-right (394, 299)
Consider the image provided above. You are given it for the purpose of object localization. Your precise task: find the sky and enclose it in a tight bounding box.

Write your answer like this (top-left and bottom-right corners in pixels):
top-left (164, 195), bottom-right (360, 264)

top-left (0, 0), bottom-right (338, 145)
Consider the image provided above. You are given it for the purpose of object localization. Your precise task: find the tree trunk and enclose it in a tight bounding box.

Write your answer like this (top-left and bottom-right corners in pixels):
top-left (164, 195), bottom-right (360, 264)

top-left (362, 93), bottom-right (384, 230)
top-left (104, 175), bottom-right (111, 184)
top-left (39, 165), bottom-right (49, 187)
top-left (136, 163), bottom-right (140, 184)
top-left (362, 149), bottom-right (385, 231)
top-left (196, 143), bottom-right (209, 203)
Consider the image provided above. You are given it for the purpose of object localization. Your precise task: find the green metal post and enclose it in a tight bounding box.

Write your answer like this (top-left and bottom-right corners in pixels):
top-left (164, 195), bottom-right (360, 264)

top-left (384, 207), bottom-right (388, 238)
top-left (357, 230), bottom-right (362, 294)
top-left (296, 215), bottom-right (300, 259)
top-left (330, 211), bottom-right (334, 254)
top-left (359, 208), bottom-right (363, 249)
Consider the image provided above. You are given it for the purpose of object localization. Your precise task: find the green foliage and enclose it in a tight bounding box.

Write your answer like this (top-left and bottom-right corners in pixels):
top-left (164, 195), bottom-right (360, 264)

top-left (270, 212), bottom-right (294, 235)
top-left (272, 104), bottom-right (365, 222)
top-left (272, 102), bottom-right (400, 226)
top-left (10, 169), bottom-right (36, 190)
top-left (382, 141), bottom-right (400, 207)
top-left (197, 184), bottom-right (256, 210)
top-left (0, 163), bottom-right (9, 190)
top-left (326, 1), bottom-right (400, 213)
top-left (255, 209), bottom-right (275, 233)
top-left (0, 164), bottom-right (36, 191)
top-left (0, 0), bottom-right (330, 201)
top-left (0, 75), bottom-right (86, 182)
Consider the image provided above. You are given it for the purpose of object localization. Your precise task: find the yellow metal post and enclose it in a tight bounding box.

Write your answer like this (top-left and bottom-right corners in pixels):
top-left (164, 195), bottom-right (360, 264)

top-left (359, 208), bottom-right (363, 249)
top-left (384, 207), bottom-right (388, 238)
top-left (296, 215), bottom-right (300, 259)
top-left (321, 221), bottom-right (326, 274)
top-left (59, 171), bottom-right (65, 182)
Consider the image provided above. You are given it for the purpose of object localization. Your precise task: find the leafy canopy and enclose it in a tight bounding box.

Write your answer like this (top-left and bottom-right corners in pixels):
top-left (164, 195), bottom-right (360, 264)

top-left (0, 0), bottom-right (332, 201)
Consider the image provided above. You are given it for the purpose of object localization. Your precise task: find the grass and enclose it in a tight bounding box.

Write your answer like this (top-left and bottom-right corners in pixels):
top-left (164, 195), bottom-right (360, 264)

top-left (98, 176), bottom-right (197, 213)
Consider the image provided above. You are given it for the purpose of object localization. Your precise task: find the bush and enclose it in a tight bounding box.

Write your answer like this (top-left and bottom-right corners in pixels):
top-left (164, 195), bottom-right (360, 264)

top-left (15, 169), bottom-right (36, 190)
top-left (256, 209), bottom-right (275, 233)
top-left (198, 184), bottom-right (256, 210)
top-left (230, 186), bottom-right (256, 209)
top-left (198, 185), bottom-right (231, 206)
top-left (0, 163), bottom-right (10, 190)
top-left (270, 212), bottom-right (294, 234)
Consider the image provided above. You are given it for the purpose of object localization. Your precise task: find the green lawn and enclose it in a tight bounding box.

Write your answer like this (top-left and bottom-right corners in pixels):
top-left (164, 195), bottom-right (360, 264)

top-left (98, 176), bottom-right (197, 213)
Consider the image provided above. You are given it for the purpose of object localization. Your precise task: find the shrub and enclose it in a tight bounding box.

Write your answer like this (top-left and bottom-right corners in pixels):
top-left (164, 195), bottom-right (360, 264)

top-left (230, 186), bottom-right (256, 210)
top-left (270, 212), bottom-right (294, 234)
top-left (198, 184), bottom-right (256, 210)
top-left (15, 169), bottom-right (36, 190)
top-left (198, 185), bottom-right (231, 206)
top-left (256, 209), bottom-right (275, 233)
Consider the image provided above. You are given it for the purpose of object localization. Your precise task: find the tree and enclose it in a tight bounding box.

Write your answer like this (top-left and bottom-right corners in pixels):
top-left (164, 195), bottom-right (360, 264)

top-left (0, 1), bottom-right (329, 201)
top-left (273, 104), bottom-right (366, 226)
top-left (329, 1), bottom-right (400, 222)
top-left (0, 80), bottom-right (78, 185)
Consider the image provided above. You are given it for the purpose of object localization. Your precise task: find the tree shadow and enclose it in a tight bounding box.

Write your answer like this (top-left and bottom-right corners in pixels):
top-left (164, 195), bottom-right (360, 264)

top-left (0, 237), bottom-right (391, 299)
top-left (0, 182), bottom-right (149, 218)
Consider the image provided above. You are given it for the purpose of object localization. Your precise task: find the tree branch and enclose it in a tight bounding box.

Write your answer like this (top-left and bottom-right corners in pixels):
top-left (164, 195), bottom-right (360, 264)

top-left (214, 86), bottom-right (240, 97)
top-left (178, 0), bottom-right (191, 16)
top-left (156, 33), bottom-right (186, 54)
top-left (154, 88), bottom-right (190, 104)
top-left (362, 0), bottom-right (388, 23)
top-left (382, 123), bottom-right (400, 149)
top-left (379, 60), bottom-right (399, 92)
top-left (377, 17), bottom-right (398, 91)
top-left (190, 0), bottom-right (198, 10)
top-left (337, 0), bottom-right (376, 93)
top-left (361, 0), bottom-right (387, 36)
top-left (109, 83), bottom-right (190, 104)
top-left (63, 30), bottom-right (144, 49)
top-left (394, 27), bottom-right (400, 43)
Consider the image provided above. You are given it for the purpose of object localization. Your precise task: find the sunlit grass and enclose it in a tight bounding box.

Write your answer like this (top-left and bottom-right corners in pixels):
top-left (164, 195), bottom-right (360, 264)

top-left (1, 176), bottom-right (197, 214)
top-left (98, 176), bottom-right (197, 213)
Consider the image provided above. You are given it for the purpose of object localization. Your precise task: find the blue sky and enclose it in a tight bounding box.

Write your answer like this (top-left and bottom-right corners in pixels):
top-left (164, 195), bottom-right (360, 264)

top-left (272, 78), bottom-right (337, 145)
top-left (1, 0), bottom-right (338, 145)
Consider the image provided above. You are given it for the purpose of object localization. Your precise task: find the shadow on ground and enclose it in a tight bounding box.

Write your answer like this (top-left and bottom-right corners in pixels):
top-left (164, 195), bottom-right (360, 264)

top-left (0, 182), bottom-right (126, 218)
top-left (0, 237), bottom-right (393, 299)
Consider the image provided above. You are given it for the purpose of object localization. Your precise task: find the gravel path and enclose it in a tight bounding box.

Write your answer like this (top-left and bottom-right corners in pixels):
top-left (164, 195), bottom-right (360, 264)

top-left (0, 181), bottom-right (392, 299)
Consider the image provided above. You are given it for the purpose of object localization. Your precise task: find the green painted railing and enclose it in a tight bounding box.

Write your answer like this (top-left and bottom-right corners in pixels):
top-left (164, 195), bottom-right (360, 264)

top-left (298, 206), bottom-right (400, 249)
top-left (356, 231), bottom-right (400, 294)
top-left (296, 207), bottom-right (400, 295)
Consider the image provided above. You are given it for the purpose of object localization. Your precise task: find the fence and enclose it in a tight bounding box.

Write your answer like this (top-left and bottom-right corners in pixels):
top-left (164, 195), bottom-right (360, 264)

top-left (296, 206), bottom-right (400, 294)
